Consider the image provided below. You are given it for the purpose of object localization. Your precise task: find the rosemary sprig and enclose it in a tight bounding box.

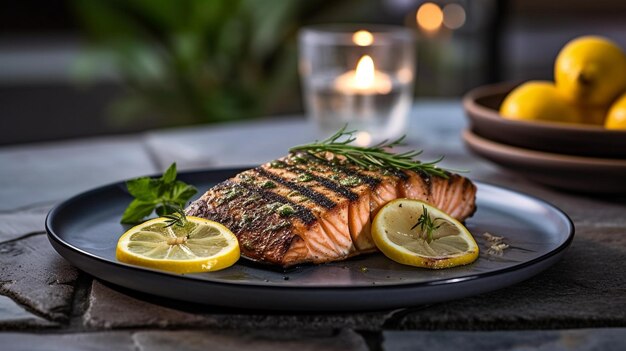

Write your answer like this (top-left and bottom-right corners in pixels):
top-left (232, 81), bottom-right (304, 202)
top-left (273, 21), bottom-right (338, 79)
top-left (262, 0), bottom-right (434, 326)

top-left (163, 204), bottom-right (188, 228)
top-left (411, 205), bottom-right (442, 243)
top-left (289, 126), bottom-right (449, 178)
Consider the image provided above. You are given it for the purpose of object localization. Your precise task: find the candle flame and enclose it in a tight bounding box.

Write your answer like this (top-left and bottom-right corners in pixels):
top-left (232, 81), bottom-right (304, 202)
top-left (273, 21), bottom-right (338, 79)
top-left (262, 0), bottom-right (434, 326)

top-left (334, 55), bottom-right (392, 94)
top-left (354, 55), bottom-right (375, 89)
top-left (352, 30), bottom-right (374, 46)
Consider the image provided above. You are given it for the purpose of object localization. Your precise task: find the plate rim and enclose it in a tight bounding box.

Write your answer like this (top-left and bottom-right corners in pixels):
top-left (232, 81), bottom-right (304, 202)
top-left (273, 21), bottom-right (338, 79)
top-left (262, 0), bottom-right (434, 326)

top-left (45, 167), bottom-right (575, 292)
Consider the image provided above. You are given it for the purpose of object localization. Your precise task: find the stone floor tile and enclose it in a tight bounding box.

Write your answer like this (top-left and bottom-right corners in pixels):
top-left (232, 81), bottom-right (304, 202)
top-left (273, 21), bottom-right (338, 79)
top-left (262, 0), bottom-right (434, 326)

top-left (382, 328), bottom-right (626, 351)
top-left (0, 331), bottom-right (135, 351)
top-left (133, 329), bottom-right (367, 351)
top-left (0, 295), bottom-right (57, 329)
top-left (0, 329), bottom-right (366, 351)
top-left (576, 224), bottom-right (626, 244)
top-left (84, 280), bottom-right (391, 331)
top-left (0, 234), bottom-right (79, 321)
top-left (0, 136), bottom-right (156, 211)
top-left (0, 204), bottom-right (52, 243)
top-left (145, 119), bottom-right (315, 170)
top-left (83, 280), bottom-right (213, 328)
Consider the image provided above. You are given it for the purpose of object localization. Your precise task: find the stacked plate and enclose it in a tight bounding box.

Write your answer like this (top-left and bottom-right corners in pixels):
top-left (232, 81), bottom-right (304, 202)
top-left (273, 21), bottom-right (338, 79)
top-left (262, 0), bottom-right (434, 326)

top-left (463, 82), bottom-right (626, 194)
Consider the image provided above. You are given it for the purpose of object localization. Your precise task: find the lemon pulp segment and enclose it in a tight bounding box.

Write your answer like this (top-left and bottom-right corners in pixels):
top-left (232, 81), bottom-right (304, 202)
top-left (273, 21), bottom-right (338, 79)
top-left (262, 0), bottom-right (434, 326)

top-left (372, 199), bottom-right (479, 269)
top-left (116, 216), bottom-right (240, 274)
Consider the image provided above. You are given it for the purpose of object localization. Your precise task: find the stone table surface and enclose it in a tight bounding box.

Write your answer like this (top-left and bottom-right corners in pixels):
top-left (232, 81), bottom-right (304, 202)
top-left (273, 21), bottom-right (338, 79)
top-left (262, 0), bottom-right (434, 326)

top-left (0, 101), bottom-right (624, 350)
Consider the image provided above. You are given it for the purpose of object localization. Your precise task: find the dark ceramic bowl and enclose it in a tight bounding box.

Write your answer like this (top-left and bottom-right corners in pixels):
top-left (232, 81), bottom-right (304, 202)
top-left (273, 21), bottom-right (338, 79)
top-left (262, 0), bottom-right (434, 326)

top-left (463, 129), bottom-right (626, 194)
top-left (463, 82), bottom-right (626, 159)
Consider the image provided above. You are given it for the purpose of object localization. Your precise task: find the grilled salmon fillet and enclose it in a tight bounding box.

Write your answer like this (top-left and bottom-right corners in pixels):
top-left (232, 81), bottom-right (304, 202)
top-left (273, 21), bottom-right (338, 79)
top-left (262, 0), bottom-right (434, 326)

top-left (186, 154), bottom-right (476, 267)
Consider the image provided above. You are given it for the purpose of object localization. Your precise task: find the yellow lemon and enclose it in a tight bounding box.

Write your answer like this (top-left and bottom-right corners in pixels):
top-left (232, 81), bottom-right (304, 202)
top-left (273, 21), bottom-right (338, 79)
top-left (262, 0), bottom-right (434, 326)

top-left (500, 81), bottom-right (581, 124)
top-left (372, 199), bottom-right (479, 269)
top-left (555, 36), bottom-right (626, 107)
top-left (116, 216), bottom-right (240, 274)
top-left (605, 92), bottom-right (626, 129)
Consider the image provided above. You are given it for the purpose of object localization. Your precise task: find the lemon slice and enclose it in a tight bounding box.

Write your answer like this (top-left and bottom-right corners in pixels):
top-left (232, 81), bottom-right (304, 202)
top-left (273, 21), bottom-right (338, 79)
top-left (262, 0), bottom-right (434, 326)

top-left (116, 216), bottom-right (240, 274)
top-left (372, 199), bottom-right (479, 269)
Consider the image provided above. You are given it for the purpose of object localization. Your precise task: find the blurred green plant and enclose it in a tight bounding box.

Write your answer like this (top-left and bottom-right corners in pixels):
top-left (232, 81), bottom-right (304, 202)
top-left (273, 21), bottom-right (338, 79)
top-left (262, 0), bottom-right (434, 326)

top-left (73, 0), bottom-right (369, 127)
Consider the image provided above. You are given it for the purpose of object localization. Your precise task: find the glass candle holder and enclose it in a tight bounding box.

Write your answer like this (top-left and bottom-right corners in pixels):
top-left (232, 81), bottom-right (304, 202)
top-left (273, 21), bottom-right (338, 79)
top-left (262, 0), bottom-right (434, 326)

top-left (299, 24), bottom-right (415, 145)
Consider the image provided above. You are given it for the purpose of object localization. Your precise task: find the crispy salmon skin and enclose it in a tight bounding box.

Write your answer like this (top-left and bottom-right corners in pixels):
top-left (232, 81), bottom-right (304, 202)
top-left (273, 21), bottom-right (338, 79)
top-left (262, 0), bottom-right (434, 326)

top-left (186, 154), bottom-right (476, 267)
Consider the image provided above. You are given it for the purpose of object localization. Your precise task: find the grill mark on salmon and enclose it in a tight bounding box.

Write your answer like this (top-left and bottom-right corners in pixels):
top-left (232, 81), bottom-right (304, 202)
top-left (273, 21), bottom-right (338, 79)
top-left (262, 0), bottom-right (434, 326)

top-left (237, 166), bottom-right (358, 263)
top-left (274, 161), bottom-right (360, 201)
top-left (233, 178), bottom-right (316, 225)
top-left (390, 169), bottom-right (410, 180)
top-left (186, 153), bottom-right (477, 267)
top-left (300, 155), bottom-right (382, 188)
top-left (275, 158), bottom-right (376, 254)
top-left (192, 180), bottom-right (299, 261)
top-left (254, 167), bottom-right (337, 209)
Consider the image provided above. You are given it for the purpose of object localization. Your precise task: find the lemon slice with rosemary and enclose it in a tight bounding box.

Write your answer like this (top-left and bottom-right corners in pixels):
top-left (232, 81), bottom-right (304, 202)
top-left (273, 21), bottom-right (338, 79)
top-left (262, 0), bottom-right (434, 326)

top-left (116, 216), bottom-right (239, 274)
top-left (372, 199), bottom-right (479, 269)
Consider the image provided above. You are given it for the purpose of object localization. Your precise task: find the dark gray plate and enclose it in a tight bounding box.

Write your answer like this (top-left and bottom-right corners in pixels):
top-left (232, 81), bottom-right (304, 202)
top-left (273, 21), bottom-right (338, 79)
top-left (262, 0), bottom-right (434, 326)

top-left (46, 168), bottom-right (574, 311)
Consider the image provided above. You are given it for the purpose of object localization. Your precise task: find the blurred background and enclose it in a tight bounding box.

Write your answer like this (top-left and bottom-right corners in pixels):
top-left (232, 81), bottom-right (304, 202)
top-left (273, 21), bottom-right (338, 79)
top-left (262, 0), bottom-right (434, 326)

top-left (2, 0), bottom-right (626, 145)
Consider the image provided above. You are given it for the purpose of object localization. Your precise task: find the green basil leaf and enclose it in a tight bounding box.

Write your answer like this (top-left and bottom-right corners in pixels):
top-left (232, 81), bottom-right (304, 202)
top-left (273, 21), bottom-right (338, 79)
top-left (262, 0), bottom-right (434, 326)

top-left (120, 162), bottom-right (196, 224)
top-left (161, 163), bottom-right (177, 184)
top-left (126, 177), bottom-right (159, 201)
top-left (155, 181), bottom-right (170, 198)
top-left (171, 181), bottom-right (198, 204)
top-left (121, 199), bottom-right (156, 224)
